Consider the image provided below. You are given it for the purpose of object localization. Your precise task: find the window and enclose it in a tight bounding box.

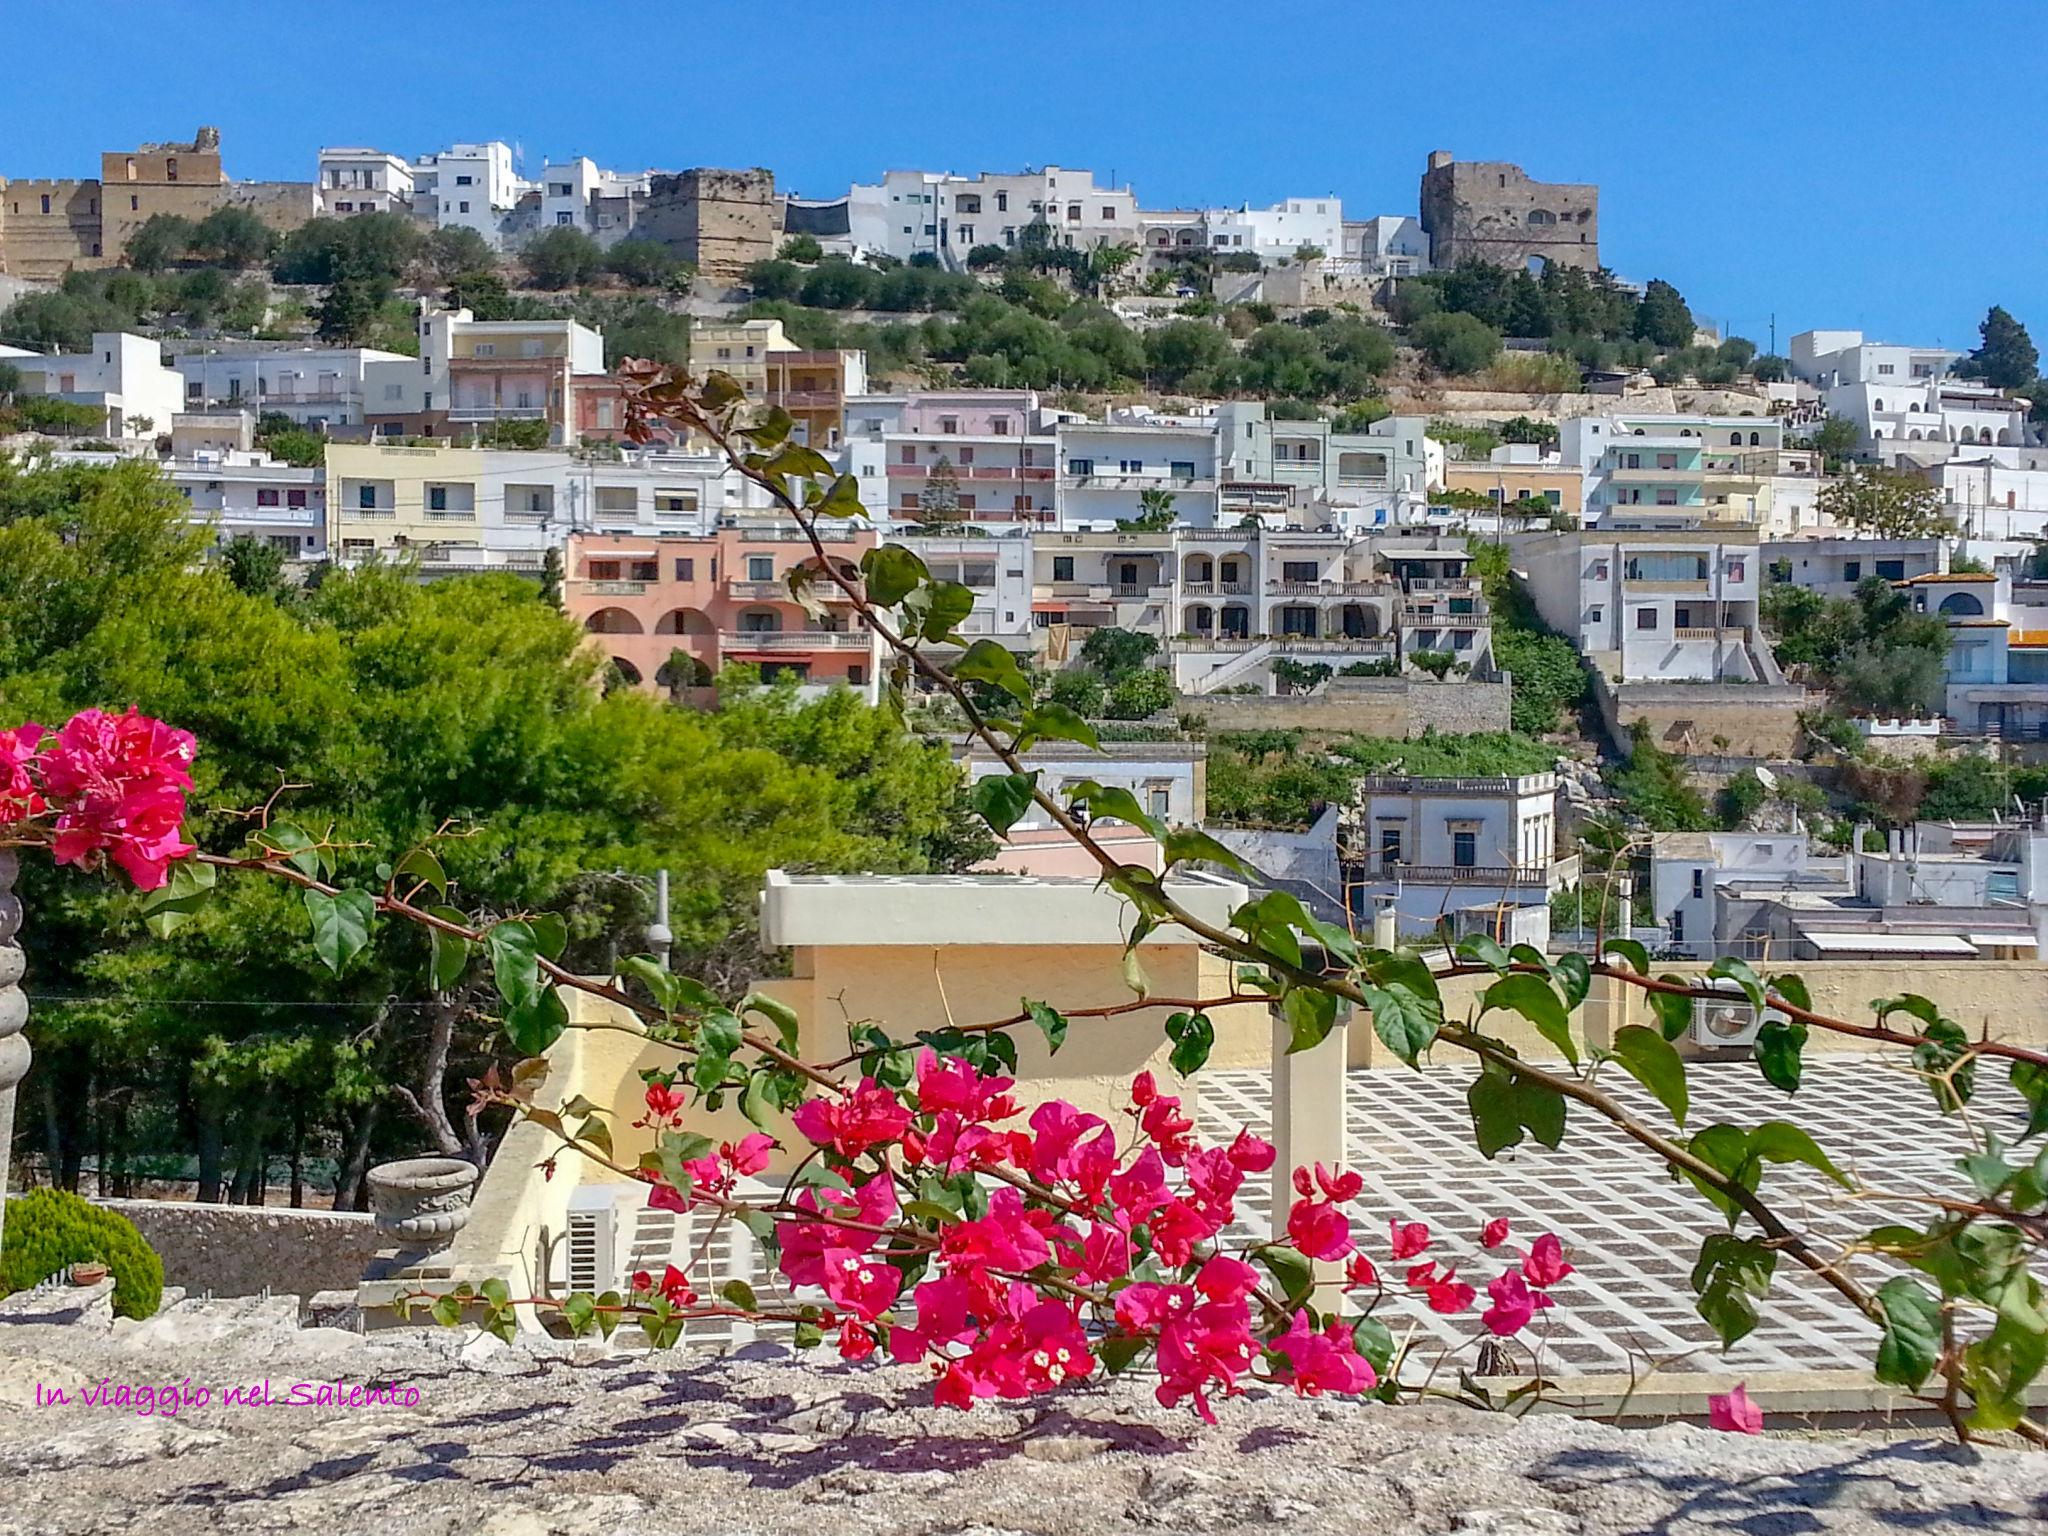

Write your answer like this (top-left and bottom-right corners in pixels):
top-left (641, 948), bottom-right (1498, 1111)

top-left (675, 558), bottom-right (695, 579)
top-left (474, 343), bottom-right (495, 358)
top-left (958, 446), bottom-right (974, 465)
top-left (1625, 553), bottom-right (1708, 582)
top-left (1118, 459), bottom-right (1144, 474)
top-left (455, 174), bottom-right (474, 186)
top-left (1636, 608), bottom-right (1659, 630)
top-left (1875, 559), bottom-right (1905, 580)
top-left (1146, 784), bottom-right (1170, 817)
top-left (165, 157), bottom-right (178, 181)
top-left (748, 555), bottom-right (773, 580)
top-left (996, 191), bottom-right (1007, 211)
top-left (1691, 870), bottom-right (1704, 900)
top-left (256, 489), bottom-right (280, 507)
top-left (1053, 556), bottom-right (1075, 581)
top-left (521, 339), bottom-right (543, 358)
top-left (1067, 458), bottom-right (1093, 476)
top-left (1670, 910), bottom-right (1684, 942)
top-left (287, 489), bottom-right (307, 509)
top-left (428, 486), bottom-right (447, 511)
top-left (940, 416), bottom-right (959, 434)
top-left (1726, 558), bottom-right (1745, 581)
top-left (1380, 827), bottom-right (1402, 865)
top-left (1171, 460), bottom-right (1196, 479)
top-left (1878, 363), bottom-right (1895, 375)
top-left (1587, 605), bottom-right (1604, 623)
top-left (1282, 561), bottom-right (1319, 582)
top-left (1452, 830), bottom-right (1477, 869)
top-left (1655, 489), bottom-right (1679, 505)
top-left (631, 561), bottom-right (657, 582)
top-left (991, 417), bottom-right (1010, 436)
top-left (1656, 452), bottom-right (1677, 470)
top-left (1843, 561), bottom-right (1862, 581)
top-left (900, 446), bottom-right (917, 465)
top-left (555, 212), bottom-right (572, 225)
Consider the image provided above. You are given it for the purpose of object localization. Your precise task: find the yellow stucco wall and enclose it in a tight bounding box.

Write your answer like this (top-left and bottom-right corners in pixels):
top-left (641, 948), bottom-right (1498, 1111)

top-left (326, 443), bottom-right (484, 550)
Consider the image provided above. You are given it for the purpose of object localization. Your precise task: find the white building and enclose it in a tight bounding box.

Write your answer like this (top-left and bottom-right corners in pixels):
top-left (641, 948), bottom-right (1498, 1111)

top-left (1198, 197), bottom-right (1344, 266)
top-left (1511, 522), bottom-right (1778, 684)
top-left (537, 157), bottom-right (653, 246)
top-left (1057, 414), bottom-right (1222, 528)
top-left (1762, 536), bottom-right (1945, 598)
top-left (843, 388), bottom-right (1061, 531)
top-left (170, 452), bottom-right (328, 558)
top-left (1342, 215), bottom-right (1430, 278)
top-left (412, 142), bottom-right (532, 247)
top-left (1559, 413), bottom-right (1786, 526)
top-left (172, 345), bottom-right (410, 429)
top-left (5, 332), bottom-right (184, 441)
top-left (890, 532), bottom-right (1035, 649)
top-left (1931, 451), bottom-right (2048, 543)
top-left (315, 148), bottom-right (415, 216)
top-left (1826, 378), bottom-right (2037, 464)
top-left (846, 167), bottom-right (1139, 265)
top-left (1649, 831), bottom-right (1845, 959)
top-left (1340, 771), bottom-right (1573, 946)
top-left (1789, 330), bottom-right (1957, 391)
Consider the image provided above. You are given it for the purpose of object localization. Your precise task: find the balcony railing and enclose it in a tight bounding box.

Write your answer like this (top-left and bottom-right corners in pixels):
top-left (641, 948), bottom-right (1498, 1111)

top-left (1060, 473), bottom-right (1217, 491)
top-left (1623, 578), bottom-right (1710, 593)
top-left (720, 630), bottom-right (871, 651)
top-left (1269, 580), bottom-right (1386, 597)
top-left (448, 405), bottom-right (549, 422)
top-left (727, 579), bottom-right (790, 599)
top-left (772, 390), bottom-right (842, 409)
top-left (582, 579), bottom-right (649, 595)
top-left (1375, 859), bottom-right (1577, 888)
top-left (1181, 582), bottom-right (1255, 597)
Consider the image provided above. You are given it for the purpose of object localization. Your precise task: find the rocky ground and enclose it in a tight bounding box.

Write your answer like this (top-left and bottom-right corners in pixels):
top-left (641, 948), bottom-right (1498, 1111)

top-left (1, 1294), bottom-right (2044, 1535)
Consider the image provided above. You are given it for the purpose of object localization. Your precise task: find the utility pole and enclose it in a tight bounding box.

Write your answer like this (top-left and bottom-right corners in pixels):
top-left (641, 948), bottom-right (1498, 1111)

top-left (647, 868), bottom-right (673, 972)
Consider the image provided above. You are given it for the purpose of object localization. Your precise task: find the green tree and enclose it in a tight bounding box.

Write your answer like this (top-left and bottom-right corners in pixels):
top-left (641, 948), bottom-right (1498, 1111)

top-left (1819, 464), bottom-right (1953, 538)
top-left (1413, 312), bottom-right (1502, 376)
top-left (428, 226), bottom-right (496, 277)
top-left (1632, 279), bottom-right (1696, 349)
top-left (189, 206), bottom-right (277, 269)
top-left (1119, 488), bottom-right (1177, 531)
top-left (1809, 415), bottom-right (1860, 465)
top-left (446, 267), bottom-right (512, 320)
top-left (1044, 668), bottom-right (1106, 717)
top-left (605, 239), bottom-right (686, 288)
top-left (965, 244), bottom-right (1009, 271)
top-left (522, 227), bottom-right (606, 289)
top-left (1144, 319), bottom-right (1233, 389)
top-left (217, 534), bottom-right (289, 599)
top-left (123, 215), bottom-right (194, 273)
top-left (316, 275), bottom-right (384, 344)
top-left (918, 456), bottom-right (964, 525)
top-left (1103, 667), bottom-right (1174, 720)
top-left (745, 259), bottom-right (804, 301)
top-left (1078, 626), bottom-right (1160, 681)
top-left (1970, 305), bottom-right (2038, 390)
top-left (778, 233), bottom-right (824, 263)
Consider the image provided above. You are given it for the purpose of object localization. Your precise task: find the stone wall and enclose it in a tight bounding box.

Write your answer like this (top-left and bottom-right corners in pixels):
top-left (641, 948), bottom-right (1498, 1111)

top-left (640, 168), bottom-right (777, 283)
top-left (222, 181), bottom-right (318, 236)
top-left (1590, 674), bottom-right (1809, 760)
top-left (84, 1198), bottom-right (384, 1298)
top-left (1181, 676), bottom-right (1511, 737)
top-left (0, 179), bottom-right (103, 276)
top-left (1425, 386), bottom-right (1775, 422)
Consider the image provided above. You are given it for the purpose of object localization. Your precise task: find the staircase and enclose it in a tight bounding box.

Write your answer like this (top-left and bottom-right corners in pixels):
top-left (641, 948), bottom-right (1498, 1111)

top-left (1184, 640), bottom-right (1275, 695)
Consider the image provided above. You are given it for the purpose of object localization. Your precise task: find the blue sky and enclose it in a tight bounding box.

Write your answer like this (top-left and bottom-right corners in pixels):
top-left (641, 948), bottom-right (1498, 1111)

top-left (11, 0), bottom-right (2042, 352)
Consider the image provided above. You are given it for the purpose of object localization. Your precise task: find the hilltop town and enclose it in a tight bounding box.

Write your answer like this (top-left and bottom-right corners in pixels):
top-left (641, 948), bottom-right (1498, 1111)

top-left (4, 116), bottom-right (2048, 1514)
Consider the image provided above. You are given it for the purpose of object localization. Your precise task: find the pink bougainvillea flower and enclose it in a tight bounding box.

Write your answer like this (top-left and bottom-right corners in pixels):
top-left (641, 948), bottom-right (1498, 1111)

top-left (0, 724), bottom-right (46, 824)
top-left (1137, 1088), bottom-right (1198, 1166)
top-left (1026, 1098), bottom-right (1105, 1183)
top-left (1344, 1253), bottom-right (1379, 1289)
top-left (641, 1078), bottom-right (687, 1125)
top-left (819, 1246), bottom-right (903, 1322)
top-left (1114, 1281), bottom-right (1196, 1332)
top-left (1268, 1309), bottom-right (1377, 1398)
top-left (657, 1263), bottom-right (697, 1306)
top-left (776, 1174), bottom-right (898, 1288)
top-left (1522, 1233), bottom-right (1575, 1289)
top-left (915, 1048), bottom-right (1018, 1123)
top-left (890, 1275), bottom-right (978, 1364)
top-left (1404, 1260), bottom-right (1439, 1289)
top-left (1108, 1146), bottom-right (1172, 1225)
top-left (790, 1077), bottom-right (912, 1160)
top-left (1423, 1267), bottom-right (1476, 1315)
top-left (1389, 1219), bottom-right (1431, 1260)
top-left (1130, 1071), bottom-right (1159, 1107)
top-left (1226, 1127), bottom-right (1276, 1173)
top-left (630, 1269), bottom-right (653, 1295)
top-left (1481, 1217), bottom-right (1511, 1249)
top-left (1481, 1269), bottom-right (1539, 1336)
top-left (41, 708), bottom-right (197, 890)
top-left (1072, 1221), bottom-right (1132, 1286)
top-left (1150, 1195), bottom-right (1226, 1268)
top-left (836, 1319), bottom-right (875, 1361)
top-left (1286, 1196), bottom-right (1356, 1261)
top-left (938, 1187), bottom-right (1051, 1277)
top-left (1709, 1383), bottom-right (1763, 1434)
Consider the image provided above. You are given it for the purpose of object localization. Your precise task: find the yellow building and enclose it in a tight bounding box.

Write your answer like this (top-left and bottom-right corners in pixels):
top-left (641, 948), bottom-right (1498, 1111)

top-left (326, 442), bottom-right (487, 566)
top-left (1440, 460), bottom-right (1585, 518)
top-left (688, 317), bottom-right (791, 403)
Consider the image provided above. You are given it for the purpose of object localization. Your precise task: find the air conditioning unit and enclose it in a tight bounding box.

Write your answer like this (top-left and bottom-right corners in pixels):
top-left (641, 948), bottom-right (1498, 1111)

top-left (1689, 978), bottom-right (1786, 1051)
top-left (564, 1183), bottom-right (632, 1295)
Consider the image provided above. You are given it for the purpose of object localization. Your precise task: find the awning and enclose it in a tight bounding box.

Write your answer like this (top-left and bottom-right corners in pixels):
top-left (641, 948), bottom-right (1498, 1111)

top-left (1966, 932), bottom-right (2038, 948)
top-left (1798, 931), bottom-right (1978, 955)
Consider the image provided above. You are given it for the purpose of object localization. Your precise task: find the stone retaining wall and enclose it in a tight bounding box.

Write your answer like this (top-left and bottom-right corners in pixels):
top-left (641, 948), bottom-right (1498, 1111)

top-left (1181, 677), bottom-right (1511, 736)
top-left (81, 1198), bottom-right (383, 1298)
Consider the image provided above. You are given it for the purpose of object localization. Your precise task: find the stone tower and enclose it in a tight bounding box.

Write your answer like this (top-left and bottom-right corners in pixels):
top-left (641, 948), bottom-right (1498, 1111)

top-left (1419, 151), bottom-right (1599, 273)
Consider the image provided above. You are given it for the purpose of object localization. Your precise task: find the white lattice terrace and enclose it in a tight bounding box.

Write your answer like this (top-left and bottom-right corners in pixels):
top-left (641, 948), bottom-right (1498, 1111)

top-left (614, 1060), bottom-right (2037, 1379)
top-left (1197, 1059), bottom-right (2036, 1379)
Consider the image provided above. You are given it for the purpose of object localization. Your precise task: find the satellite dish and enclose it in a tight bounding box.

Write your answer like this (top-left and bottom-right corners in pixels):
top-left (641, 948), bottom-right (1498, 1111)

top-left (1755, 765), bottom-right (1778, 792)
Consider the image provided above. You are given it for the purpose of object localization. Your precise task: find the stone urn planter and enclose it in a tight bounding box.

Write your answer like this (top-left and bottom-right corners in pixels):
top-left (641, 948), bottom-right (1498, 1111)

top-left (70, 1262), bottom-right (108, 1287)
top-left (363, 1158), bottom-right (478, 1279)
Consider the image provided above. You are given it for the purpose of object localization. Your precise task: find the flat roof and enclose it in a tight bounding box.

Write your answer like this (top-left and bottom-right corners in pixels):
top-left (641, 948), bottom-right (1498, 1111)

top-left (1900, 571), bottom-right (1997, 584)
top-left (759, 868), bottom-right (1247, 947)
top-left (1798, 932), bottom-right (1978, 955)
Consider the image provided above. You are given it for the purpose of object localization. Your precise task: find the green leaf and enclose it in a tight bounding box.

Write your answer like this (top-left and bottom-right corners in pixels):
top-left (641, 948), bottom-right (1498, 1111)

top-left (1097, 1333), bottom-right (1147, 1375)
top-left (1648, 982), bottom-right (1695, 1042)
top-left (744, 405), bottom-right (794, 448)
top-left (763, 442), bottom-right (835, 481)
top-left (528, 911), bottom-right (568, 961)
top-left (739, 1071), bottom-right (774, 1128)
top-left (1747, 1120), bottom-right (1852, 1188)
top-left (574, 1114), bottom-right (613, 1158)
top-left (1351, 1314), bottom-right (1395, 1375)
top-left (304, 887), bottom-right (375, 973)
top-left (1706, 956), bottom-right (1764, 1009)
top-left (792, 1319), bottom-right (825, 1350)
top-left (1165, 1011), bottom-right (1214, 1077)
top-left (1120, 944), bottom-right (1150, 1000)
top-left (617, 954), bottom-right (683, 1013)
top-left (594, 1290), bottom-right (623, 1338)
top-left (1282, 985), bottom-right (1338, 1053)
top-left (428, 925), bottom-right (470, 993)
top-left (1873, 1276), bottom-right (1943, 1390)
top-left (861, 544), bottom-right (929, 606)
top-left (1255, 1246), bottom-right (1314, 1308)
top-left (503, 984), bottom-right (568, 1057)
top-left (1479, 973), bottom-right (1576, 1066)
top-left (720, 1279), bottom-right (759, 1312)
top-left (953, 638), bottom-right (1034, 705)
top-left (1686, 1123), bottom-right (1759, 1222)
top-left (1692, 1232), bottom-right (1776, 1349)
top-left (1959, 1145), bottom-right (2015, 1200)
top-left (969, 770), bottom-right (1038, 836)
top-left (2012, 1059), bottom-right (2048, 1141)
top-left (560, 1292), bottom-right (596, 1337)
top-left (918, 581), bottom-right (976, 641)
top-left (1911, 1018), bottom-right (1977, 1114)
top-left (741, 991), bottom-right (802, 1053)
top-left (393, 847), bottom-right (447, 897)
top-left (1552, 952), bottom-right (1591, 1011)
top-left (429, 1294), bottom-right (464, 1328)
top-left (1455, 934), bottom-right (1511, 973)
top-left (1508, 944), bottom-right (1551, 974)
top-left (1066, 780), bottom-right (1163, 839)
top-left (266, 821), bottom-right (324, 878)
top-left (1609, 1026), bottom-right (1688, 1127)
top-left (480, 1276), bottom-right (510, 1308)
top-left (1016, 701), bottom-right (1100, 751)
top-left (1467, 1068), bottom-right (1524, 1158)
top-left (1766, 973), bottom-right (1811, 1014)
top-left (1161, 827), bottom-right (1255, 879)
top-left (138, 857), bottom-right (217, 938)
top-left (1511, 1072), bottom-right (1566, 1149)
top-left (1962, 1315), bottom-right (2048, 1433)
top-left (1754, 1019), bottom-right (1807, 1094)
top-left (1024, 999), bottom-right (1068, 1055)
top-left (813, 472), bottom-right (867, 519)
top-left (487, 919), bottom-right (542, 1009)
top-left (1602, 937), bottom-right (1649, 973)
top-left (1365, 982), bottom-right (1439, 1068)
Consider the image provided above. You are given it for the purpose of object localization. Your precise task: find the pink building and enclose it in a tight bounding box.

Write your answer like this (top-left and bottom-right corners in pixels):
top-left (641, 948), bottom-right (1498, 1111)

top-left (866, 390), bottom-right (1058, 526)
top-left (565, 527), bottom-right (879, 693)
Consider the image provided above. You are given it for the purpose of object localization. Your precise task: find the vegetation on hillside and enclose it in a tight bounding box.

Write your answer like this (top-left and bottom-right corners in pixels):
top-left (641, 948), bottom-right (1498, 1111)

top-left (1466, 540), bottom-right (1589, 735)
top-left (1208, 728), bottom-right (1556, 827)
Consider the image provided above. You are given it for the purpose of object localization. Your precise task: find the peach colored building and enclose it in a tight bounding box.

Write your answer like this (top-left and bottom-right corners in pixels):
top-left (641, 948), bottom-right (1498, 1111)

top-left (765, 348), bottom-right (867, 451)
top-left (565, 527), bottom-right (880, 693)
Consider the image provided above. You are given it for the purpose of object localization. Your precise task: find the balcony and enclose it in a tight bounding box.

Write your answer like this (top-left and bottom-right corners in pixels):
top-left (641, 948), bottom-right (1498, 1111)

top-left (1060, 473), bottom-right (1218, 492)
top-left (1181, 582), bottom-right (1255, 598)
top-left (582, 579), bottom-right (649, 596)
top-left (1622, 577), bottom-right (1710, 594)
top-left (720, 630), bottom-right (871, 652)
top-left (772, 389), bottom-right (843, 409)
top-left (1377, 856), bottom-right (1579, 888)
top-left (448, 404), bottom-right (550, 422)
top-left (727, 579), bottom-right (791, 599)
top-left (1605, 464), bottom-right (1701, 483)
top-left (1674, 626), bottom-right (1753, 642)
top-left (1269, 580), bottom-right (1386, 598)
